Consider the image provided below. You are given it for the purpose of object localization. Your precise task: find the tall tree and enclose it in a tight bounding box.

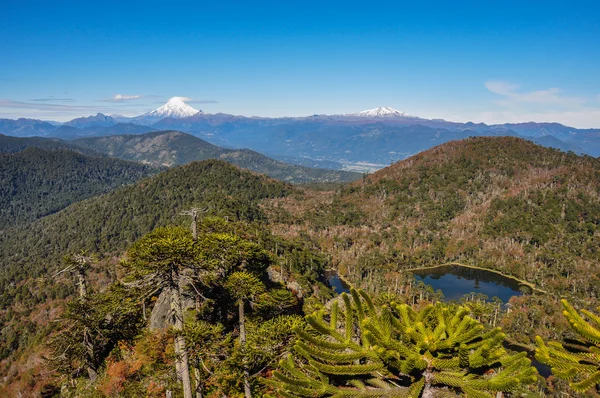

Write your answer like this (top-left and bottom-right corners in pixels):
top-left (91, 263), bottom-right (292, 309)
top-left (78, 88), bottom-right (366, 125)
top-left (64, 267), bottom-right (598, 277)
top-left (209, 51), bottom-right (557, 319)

top-left (226, 272), bottom-right (266, 398)
top-left (268, 289), bottom-right (537, 397)
top-left (49, 284), bottom-right (143, 382)
top-left (51, 252), bottom-right (96, 379)
top-left (122, 226), bottom-right (209, 398)
top-left (535, 299), bottom-right (600, 393)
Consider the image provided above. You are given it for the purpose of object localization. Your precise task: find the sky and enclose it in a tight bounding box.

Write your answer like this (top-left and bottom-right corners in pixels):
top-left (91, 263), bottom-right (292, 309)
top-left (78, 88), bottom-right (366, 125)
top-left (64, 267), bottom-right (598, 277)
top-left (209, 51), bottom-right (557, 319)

top-left (1, 0), bottom-right (599, 127)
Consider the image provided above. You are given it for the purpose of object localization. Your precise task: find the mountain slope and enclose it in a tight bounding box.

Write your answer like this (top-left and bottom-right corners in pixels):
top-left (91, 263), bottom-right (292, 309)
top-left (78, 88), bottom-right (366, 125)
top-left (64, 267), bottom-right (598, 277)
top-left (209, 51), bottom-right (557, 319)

top-left (0, 118), bottom-right (57, 137)
top-left (0, 134), bottom-right (97, 155)
top-left (0, 148), bottom-right (157, 229)
top-left (0, 160), bottom-right (297, 391)
top-left (0, 159), bottom-right (293, 305)
top-left (64, 113), bottom-right (117, 128)
top-left (351, 106), bottom-right (413, 118)
top-left (265, 136), bottom-right (600, 300)
top-left (133, 97), bottom-right (201, 125)
top-left (151, 117), bottom-right (527, 171)
top-left (74, 130), bottom-right (362, 183)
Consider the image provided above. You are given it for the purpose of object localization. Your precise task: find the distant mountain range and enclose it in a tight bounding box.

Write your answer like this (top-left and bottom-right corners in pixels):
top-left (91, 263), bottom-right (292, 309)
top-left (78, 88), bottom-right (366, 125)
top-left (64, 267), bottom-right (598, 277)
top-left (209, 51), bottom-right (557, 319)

top-left (0, 100), bottom-right (596, 172)
top-left (73, 131), bottom-right (361, 183)
top-left (0, 132), bottom-right (361, 184)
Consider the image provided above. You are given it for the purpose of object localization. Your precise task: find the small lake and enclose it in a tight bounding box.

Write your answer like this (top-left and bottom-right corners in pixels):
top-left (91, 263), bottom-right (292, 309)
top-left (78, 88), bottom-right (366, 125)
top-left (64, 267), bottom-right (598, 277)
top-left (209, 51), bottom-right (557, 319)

top-left (324, 270), bottom-right (351, 294)
top-left (324, 267), bottom-right (549, 377)
top-left (411, 265), bottom-right (524, 303)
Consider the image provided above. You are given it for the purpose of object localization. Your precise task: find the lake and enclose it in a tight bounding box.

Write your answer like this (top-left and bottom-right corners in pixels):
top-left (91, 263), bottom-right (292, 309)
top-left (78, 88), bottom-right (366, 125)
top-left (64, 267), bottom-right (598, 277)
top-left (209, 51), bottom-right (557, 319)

top-left (411, 264), bottom-right (524, 303)
top-left (324, 267), bottom-right (550, 377)
top-left (324, 269), bottom-right (351, 294)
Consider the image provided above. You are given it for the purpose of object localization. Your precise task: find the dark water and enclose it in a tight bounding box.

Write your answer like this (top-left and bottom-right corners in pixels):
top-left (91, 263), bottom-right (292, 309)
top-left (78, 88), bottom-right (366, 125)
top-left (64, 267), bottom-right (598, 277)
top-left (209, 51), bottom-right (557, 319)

top-left (325, 267), bottom-right (549, 377)
top-left (412, 265), bottom-right (524, 303)
top-left (412, 265), bottom-right (551, 376)
top-left (325, 270), bottom-right (351, 294)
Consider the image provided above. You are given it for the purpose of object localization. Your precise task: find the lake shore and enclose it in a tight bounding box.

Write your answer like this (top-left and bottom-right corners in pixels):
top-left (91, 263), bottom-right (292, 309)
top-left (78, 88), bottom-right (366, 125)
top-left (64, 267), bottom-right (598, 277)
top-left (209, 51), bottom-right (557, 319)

top-left (407, 262), bottom-right (547, 294)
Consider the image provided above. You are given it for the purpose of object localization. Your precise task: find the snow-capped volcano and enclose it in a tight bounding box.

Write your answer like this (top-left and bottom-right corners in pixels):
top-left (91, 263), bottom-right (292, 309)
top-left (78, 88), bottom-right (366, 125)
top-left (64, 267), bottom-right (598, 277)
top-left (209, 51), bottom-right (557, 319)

top-left (352, 107), bottom-right (411, 118)
top-left (141, 97), bottom-right (201, 119)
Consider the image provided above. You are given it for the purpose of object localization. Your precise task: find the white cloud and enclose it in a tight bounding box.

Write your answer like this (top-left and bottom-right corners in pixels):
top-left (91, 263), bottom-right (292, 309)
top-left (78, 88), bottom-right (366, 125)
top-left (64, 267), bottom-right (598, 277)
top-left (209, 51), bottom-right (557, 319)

top-left (0, 99), bottom-right (148, 122)
top-left (96, 94), bottom-right (147, 103)
top-left (484, 81), bottom-right (520, 97)
top-left (478, 80), bottom-right (600, 128)
top-left (485, 80), bottom-right (585, 108)
top-left (0, 100), bottom-right (95, 111)
top-left (471, 109), bottom-right (600, 129)
top-left (109, 94), bottom-right (143, 102)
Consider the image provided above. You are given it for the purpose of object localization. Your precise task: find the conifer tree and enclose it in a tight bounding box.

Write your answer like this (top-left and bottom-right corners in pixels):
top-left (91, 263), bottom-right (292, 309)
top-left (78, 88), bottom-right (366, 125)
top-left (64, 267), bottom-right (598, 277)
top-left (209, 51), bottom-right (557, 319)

top-left (535, 299), bottom-right (600, 393)
top-left (122, 226), bottom-right (206, 398)
top-left (267, 289), bottom-right (537, 397)
top-left (226, 271), bottom-right (266, 398)
top-left (184, 320), bottom-right (232, 398)
top-left (49, 284), bottom-right (142, 382)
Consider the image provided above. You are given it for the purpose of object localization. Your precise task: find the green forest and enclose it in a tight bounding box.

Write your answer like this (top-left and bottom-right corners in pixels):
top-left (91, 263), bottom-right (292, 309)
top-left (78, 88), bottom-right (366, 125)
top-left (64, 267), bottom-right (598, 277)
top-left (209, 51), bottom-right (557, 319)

top-left (0, 148), bottom-right (156, 229)
top-left (1, 137), bottom-right (599, 397)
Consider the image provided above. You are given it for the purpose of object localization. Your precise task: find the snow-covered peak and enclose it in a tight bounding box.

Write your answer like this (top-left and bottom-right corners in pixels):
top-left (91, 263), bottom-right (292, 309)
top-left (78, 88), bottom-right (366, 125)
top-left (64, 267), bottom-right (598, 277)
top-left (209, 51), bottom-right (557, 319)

top-left (143, 97), bottom-right (201, 119)
top-left (352, 107), bottom-right (411, 118)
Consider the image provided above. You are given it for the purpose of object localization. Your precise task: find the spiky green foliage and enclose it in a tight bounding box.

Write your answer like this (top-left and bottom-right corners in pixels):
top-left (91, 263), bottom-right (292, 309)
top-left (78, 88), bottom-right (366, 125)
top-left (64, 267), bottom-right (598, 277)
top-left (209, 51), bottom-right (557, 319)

top-left (225, 272), bottom-right (266, 302)
top-left (48, 284), bottom-right (144, 377)
top-left (535, 299), bottom-right (600, 393)
top-left (267, 288), bottom-right (537, 397)
top-left (121, 226), bottom-right (206, 288)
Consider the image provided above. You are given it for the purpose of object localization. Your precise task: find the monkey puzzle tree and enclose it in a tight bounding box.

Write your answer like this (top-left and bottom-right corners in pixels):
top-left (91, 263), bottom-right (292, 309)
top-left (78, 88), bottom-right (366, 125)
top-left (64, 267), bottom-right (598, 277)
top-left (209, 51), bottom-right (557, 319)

top-left (226, 271), bottom-right (266, 398)
top-left (49, 284), bottom-right (142, 382)
top-left (122, 226), bottom-right (209, 398)
top-left (184, 320), bottom-right (232, 398)
top-left (267, 289), bottom-right (537, 397)
top-left (535, 299), bottom-right (600, 393)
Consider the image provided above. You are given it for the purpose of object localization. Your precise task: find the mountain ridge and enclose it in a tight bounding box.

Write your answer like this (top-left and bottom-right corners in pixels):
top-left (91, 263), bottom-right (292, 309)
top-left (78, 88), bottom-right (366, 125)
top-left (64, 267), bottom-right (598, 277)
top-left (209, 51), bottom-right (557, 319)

top-left (0, 147), bottom-right (157, 229)
top-left (1, 103), bottom-right (598, 170)
top-left (73, 130), bottom-right (362, 183)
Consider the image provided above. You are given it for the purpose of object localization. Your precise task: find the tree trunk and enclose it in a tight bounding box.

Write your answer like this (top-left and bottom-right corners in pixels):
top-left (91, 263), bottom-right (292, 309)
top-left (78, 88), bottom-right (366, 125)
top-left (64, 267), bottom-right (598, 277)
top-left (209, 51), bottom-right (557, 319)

top-left (192, 211), bottom-right (198, 242)
top-left (421, 367), bottom-right (434, 398)
top-left (171, 270), bottom-right (193, 398)
top-left (239, 300), bottom-right (251, 398)
top-left (77, 267), bottom-right (87, 299)
top-left (86, 364), bottom-right (98, 381)
top-left (77, 265), bottom-right (96, 380)
top-left (194, 366), bottom-right (204, 398)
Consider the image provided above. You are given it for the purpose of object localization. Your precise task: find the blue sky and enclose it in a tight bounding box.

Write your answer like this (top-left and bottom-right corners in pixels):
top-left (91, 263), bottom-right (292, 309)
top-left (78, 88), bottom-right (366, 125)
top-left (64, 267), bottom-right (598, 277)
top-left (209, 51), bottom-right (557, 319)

top-left (1, 0), bottom-right (599, 127)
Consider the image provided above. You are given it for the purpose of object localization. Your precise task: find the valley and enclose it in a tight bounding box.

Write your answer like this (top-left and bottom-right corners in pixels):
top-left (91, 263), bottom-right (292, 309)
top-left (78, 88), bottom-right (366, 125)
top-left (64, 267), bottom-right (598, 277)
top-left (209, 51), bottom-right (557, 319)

top-left (0, 135), bottom-right (599, 397)
top-left (4, 4), bottom-right (600, 396)
top-left (1, 102), bottom-right (595, 174)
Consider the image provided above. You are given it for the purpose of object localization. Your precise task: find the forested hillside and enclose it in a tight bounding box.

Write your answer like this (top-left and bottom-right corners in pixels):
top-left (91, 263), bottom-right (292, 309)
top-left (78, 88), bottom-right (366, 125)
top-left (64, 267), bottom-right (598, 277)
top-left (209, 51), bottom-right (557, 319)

top-left (0, 148), bottom-right (156, 228)
top-left (0, 160), bottom-right (293, 303)
top-left (74, 130), bottom-right (362, 183)
top-left (2, 137), bottom-right (600, 397)
top-left (264, 136), bottom-right (600, 343)
top-left (0, 134), bottom-right (97, 155)
top-left (0, 161), bottom-right (334, 396)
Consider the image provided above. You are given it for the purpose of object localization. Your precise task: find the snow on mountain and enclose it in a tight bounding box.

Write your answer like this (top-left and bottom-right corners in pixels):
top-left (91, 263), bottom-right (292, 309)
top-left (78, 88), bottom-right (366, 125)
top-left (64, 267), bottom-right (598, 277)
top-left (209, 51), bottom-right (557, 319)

top-left (351, 107), bottom-right (412, 118)
top-left (141, 97), bottom-right (202, 120)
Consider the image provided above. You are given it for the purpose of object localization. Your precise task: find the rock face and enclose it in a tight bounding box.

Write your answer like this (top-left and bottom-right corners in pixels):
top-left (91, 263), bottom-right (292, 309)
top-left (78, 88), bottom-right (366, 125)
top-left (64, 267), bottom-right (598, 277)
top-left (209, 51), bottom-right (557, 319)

top-left (286, 281), bottom-right (304, 299)
top-left (149, 289), bottom-right (195, 330)
top-left (267, 267), bottom-right (283, 283)
top-left (149, 290), bottom-right (171, 330)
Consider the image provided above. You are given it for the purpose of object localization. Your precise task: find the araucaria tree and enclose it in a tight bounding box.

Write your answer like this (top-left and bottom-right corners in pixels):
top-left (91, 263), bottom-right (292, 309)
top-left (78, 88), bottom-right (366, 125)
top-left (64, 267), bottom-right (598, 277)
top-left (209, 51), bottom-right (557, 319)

top-left (535, 299), bottom-right (600, 393)
top-left (226, 271), bottom-right (266, 398)
top-left (122, 226), bottom-right (209, 398)
top-left (268, 289), bottom-right (537, 397)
